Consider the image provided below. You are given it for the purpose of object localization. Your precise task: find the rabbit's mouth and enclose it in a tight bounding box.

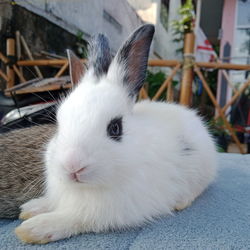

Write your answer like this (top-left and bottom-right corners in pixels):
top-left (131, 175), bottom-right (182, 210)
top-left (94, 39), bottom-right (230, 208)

top-left (69, 167), bottom-right (87, 182)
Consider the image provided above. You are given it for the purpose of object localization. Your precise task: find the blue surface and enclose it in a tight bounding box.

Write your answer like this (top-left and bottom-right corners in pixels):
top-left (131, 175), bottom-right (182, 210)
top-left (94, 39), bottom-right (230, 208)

top-left (1, 153), bottom-right (250, 249)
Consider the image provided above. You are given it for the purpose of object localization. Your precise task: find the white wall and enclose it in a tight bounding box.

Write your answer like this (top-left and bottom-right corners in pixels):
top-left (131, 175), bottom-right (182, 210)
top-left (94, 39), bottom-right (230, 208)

top-left (128, 0), bottom-right (182, 60)
top-left (16, 0), bottom-right (182, 61)
top-left (16, 0), bottom-right (143, 53)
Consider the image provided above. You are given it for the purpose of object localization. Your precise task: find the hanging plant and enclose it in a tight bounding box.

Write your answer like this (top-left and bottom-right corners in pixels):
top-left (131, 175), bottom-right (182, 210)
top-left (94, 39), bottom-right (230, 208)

top-left (171, 0), bottom-right (195, 44)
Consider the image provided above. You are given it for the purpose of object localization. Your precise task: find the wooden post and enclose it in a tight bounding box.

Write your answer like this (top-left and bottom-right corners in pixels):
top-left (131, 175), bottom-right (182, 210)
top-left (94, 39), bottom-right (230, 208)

top-left (55, 62), bottom-right (69, 78)
top-left (214, 78), bottom-right (250, 120)
top-left (167, 81), bottom-right (174, 102)
top-left (0, 69), bottom-right (9, 81)
top-left (20, 35), bottom-right (43, 78)
top-left (6, 38), bottom-right (15, 88)
top-left (152, 64), bottom-right (181, 101)
top-left (15, 30), bottom-right (23, 76)
top-left (194, 65), bottom-right (245, 154)
top-left (141, 87), bottom-right (149, 99)
top-left (180, 32), bottom-right (195, 106)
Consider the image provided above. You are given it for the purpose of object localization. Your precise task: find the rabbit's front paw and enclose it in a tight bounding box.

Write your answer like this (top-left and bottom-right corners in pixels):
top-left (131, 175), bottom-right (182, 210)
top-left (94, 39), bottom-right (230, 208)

top-left (15, 213), bottom-right (68, 244)
top-left (19, 197), bottom-right (51, 220)
top-left (174, 199), bottom-right (192, 211)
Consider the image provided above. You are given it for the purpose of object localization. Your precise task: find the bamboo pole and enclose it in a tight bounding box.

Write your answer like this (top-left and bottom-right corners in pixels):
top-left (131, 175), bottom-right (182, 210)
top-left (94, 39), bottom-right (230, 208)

top-left (20, 35), bottom-right (43, 78)
top-left (0, 51), bottom-right (26, 83)
top-left (6, 38), bottom-right (15, 88)
top-left (16, 58), bottom-right (250, 71)
top-left (194, 65), bottom-right (245, 154)
top-left (0, 69), bottom-right (8, 81)
top-left (55, 61), bottom-right (69, 78)
top-left (196, 61), bottom-right (250, 70)
top-left (0, 52), bottom-right (9, 65)
top-left (5, 77), bottom-right (42, 92)
top-left (166, 81), bottom-right (174, 102)
top-left (180, 32), bottom-right (195, 106)
top-left (221, 69), bottom-right (239, 95)
top-left (18, 59), bottom-right (68, 66)
top-left (150, 60), bottom-right (250, 70)
top-left (13, 65), bottom-right (26, 82)
top-left (16, 31), bottom-right (21, 60)
top-left (214, 78), bottom-right (250, 120)
top-left (152, 63), bottom-right (181, 101)
top-left (15, 30), bottom-right (23, 76)
top-left (216, 58), bottom-right (239, 94)
top-left (17, 59), bottom-right (86, 66)
top-left (6, 83), bottom-right (72, 95)
top-left (139, 86), bottom-right (149, 100)
top-left (148, 59), bottom-right (180, 67)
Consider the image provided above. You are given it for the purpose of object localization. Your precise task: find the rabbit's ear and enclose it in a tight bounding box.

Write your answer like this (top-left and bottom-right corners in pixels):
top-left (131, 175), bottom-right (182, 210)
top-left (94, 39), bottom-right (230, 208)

top-left (88, 34), bottom-right (112, 78)
top-left (67, 50), bottom-right (85, 85)
top-left (111, 24), bottom-right (154, 98)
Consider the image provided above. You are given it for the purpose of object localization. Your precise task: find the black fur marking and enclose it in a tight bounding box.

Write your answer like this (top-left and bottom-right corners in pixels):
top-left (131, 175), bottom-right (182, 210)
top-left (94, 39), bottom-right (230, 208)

top-left (180, 137), bottom-right (194, 155)
top-left (183, 146), bottom-right (193, 152)
top-left (107, 117), bottom-right (123, 142)
top-left (182, 146), bottom-right (194, 156)
top-left (116, 24), bottom-right (155, 97)
top-left (88, 34), bottom-right (112, 78)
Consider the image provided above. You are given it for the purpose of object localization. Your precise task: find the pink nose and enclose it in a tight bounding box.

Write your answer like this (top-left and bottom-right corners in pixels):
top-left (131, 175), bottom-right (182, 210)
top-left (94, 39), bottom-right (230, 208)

top-left (70, 167), bottom-right (86, 182)
top-left (63, 149), bottom-right (87, 172)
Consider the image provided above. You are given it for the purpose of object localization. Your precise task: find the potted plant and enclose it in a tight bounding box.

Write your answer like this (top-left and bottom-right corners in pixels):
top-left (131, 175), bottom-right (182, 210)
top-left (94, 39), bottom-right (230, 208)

top-left (171, 0), bottom-right (195, 53)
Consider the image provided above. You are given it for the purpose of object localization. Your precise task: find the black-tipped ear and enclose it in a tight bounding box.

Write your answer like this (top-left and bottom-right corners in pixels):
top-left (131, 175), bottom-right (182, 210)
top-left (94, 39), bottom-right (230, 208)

top-left (115, 24), bottom-right (155, 97)
top-left (88, 34), bottom-right (112, 78)
top-left (67, 50), bottom-right (85, 85)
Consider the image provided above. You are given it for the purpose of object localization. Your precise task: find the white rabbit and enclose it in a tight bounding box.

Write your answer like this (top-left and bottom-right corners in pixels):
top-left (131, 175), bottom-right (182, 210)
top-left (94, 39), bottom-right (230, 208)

top-left (15, 24), bottom-right (217, 244)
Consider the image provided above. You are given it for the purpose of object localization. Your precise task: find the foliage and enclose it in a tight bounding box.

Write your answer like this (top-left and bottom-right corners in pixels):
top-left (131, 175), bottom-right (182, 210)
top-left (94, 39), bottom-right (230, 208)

top-left (193, 46), bottom-right (219, 119)
top-left (76, 30), bottom-right (87, 58)
top-left (160, 2), bottom-right (169, 31)
top-left (146, 71), bottom-right (166, 99)
top-left (207, 118), bottom-right (231, 152)
top-left (171, 0), bottom-right (195, 44)
top-left (208, 118), bottom-right (230, 136)
top-left (146, 70), bottom-right (178, 100)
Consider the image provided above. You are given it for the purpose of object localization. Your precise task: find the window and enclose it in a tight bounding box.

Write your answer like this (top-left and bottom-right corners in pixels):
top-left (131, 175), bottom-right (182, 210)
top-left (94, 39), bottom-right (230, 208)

top-left (237, 0), bottom-right (250, 26)
top-left (231, 0), bottom-right (250, 84)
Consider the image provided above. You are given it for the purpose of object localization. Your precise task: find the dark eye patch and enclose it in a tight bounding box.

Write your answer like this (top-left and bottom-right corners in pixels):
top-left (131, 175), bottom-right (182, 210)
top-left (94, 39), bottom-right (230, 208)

top-left (107, 117), bottom-right (123, 142)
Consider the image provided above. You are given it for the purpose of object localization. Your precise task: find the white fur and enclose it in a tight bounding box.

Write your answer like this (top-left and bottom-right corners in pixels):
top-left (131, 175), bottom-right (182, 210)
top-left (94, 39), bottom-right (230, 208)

top-left (17, 71), bottom-right (217, 242)
top-left (16, 27), bottom-right (217, 243)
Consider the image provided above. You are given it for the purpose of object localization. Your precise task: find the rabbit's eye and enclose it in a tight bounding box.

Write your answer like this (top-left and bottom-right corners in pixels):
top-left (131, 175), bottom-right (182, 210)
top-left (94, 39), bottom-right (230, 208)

top-left (107, 117), bottom-right (123, 141)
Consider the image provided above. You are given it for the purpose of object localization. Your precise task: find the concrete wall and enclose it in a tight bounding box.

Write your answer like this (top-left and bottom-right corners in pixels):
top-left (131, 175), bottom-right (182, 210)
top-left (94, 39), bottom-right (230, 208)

top-left (0, 0), bottom-right (183, 87)
top-left (0, 3), bottom-right (84, 89)
top-left (17, 0), bottom-right (182, 59)
top-left (128, 0), bottom-right (182, 60)
top-left (16, 0), bottom-right (143, 53)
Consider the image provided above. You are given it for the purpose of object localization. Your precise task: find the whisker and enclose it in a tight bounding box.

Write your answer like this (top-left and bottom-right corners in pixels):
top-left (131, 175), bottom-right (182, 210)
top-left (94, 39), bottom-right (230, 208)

top-left (23, 66), bottom-right (38, 79)
top-left (46, 90), bottom-right (58, 103)
top-left (22, 178), bottom-right (45, 199)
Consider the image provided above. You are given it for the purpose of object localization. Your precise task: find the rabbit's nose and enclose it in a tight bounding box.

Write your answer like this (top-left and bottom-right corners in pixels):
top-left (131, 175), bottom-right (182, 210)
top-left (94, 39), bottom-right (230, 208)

top-left (70, 167), bottom-right (87, 182)
top-left (63, 149), bottom-right (88, 173)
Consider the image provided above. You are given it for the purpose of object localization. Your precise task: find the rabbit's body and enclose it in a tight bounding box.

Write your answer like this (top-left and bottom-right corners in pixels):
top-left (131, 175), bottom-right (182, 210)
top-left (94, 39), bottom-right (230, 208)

top-left (15, 25), bottom-right (217, 244)
top-left (43, 100), bottom-right (216, 233)
top-left (0, 124), bottom-right (55, 218)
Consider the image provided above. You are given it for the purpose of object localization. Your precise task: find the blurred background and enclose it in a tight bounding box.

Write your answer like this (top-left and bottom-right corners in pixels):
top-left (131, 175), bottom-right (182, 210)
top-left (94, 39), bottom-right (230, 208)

top-left (0, 0), bottom-right (249, 153)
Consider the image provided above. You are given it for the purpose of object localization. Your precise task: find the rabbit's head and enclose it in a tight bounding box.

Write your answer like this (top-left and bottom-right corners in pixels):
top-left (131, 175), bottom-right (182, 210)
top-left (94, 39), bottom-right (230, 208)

top-left (48, 25), bottom-right (155, 187)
